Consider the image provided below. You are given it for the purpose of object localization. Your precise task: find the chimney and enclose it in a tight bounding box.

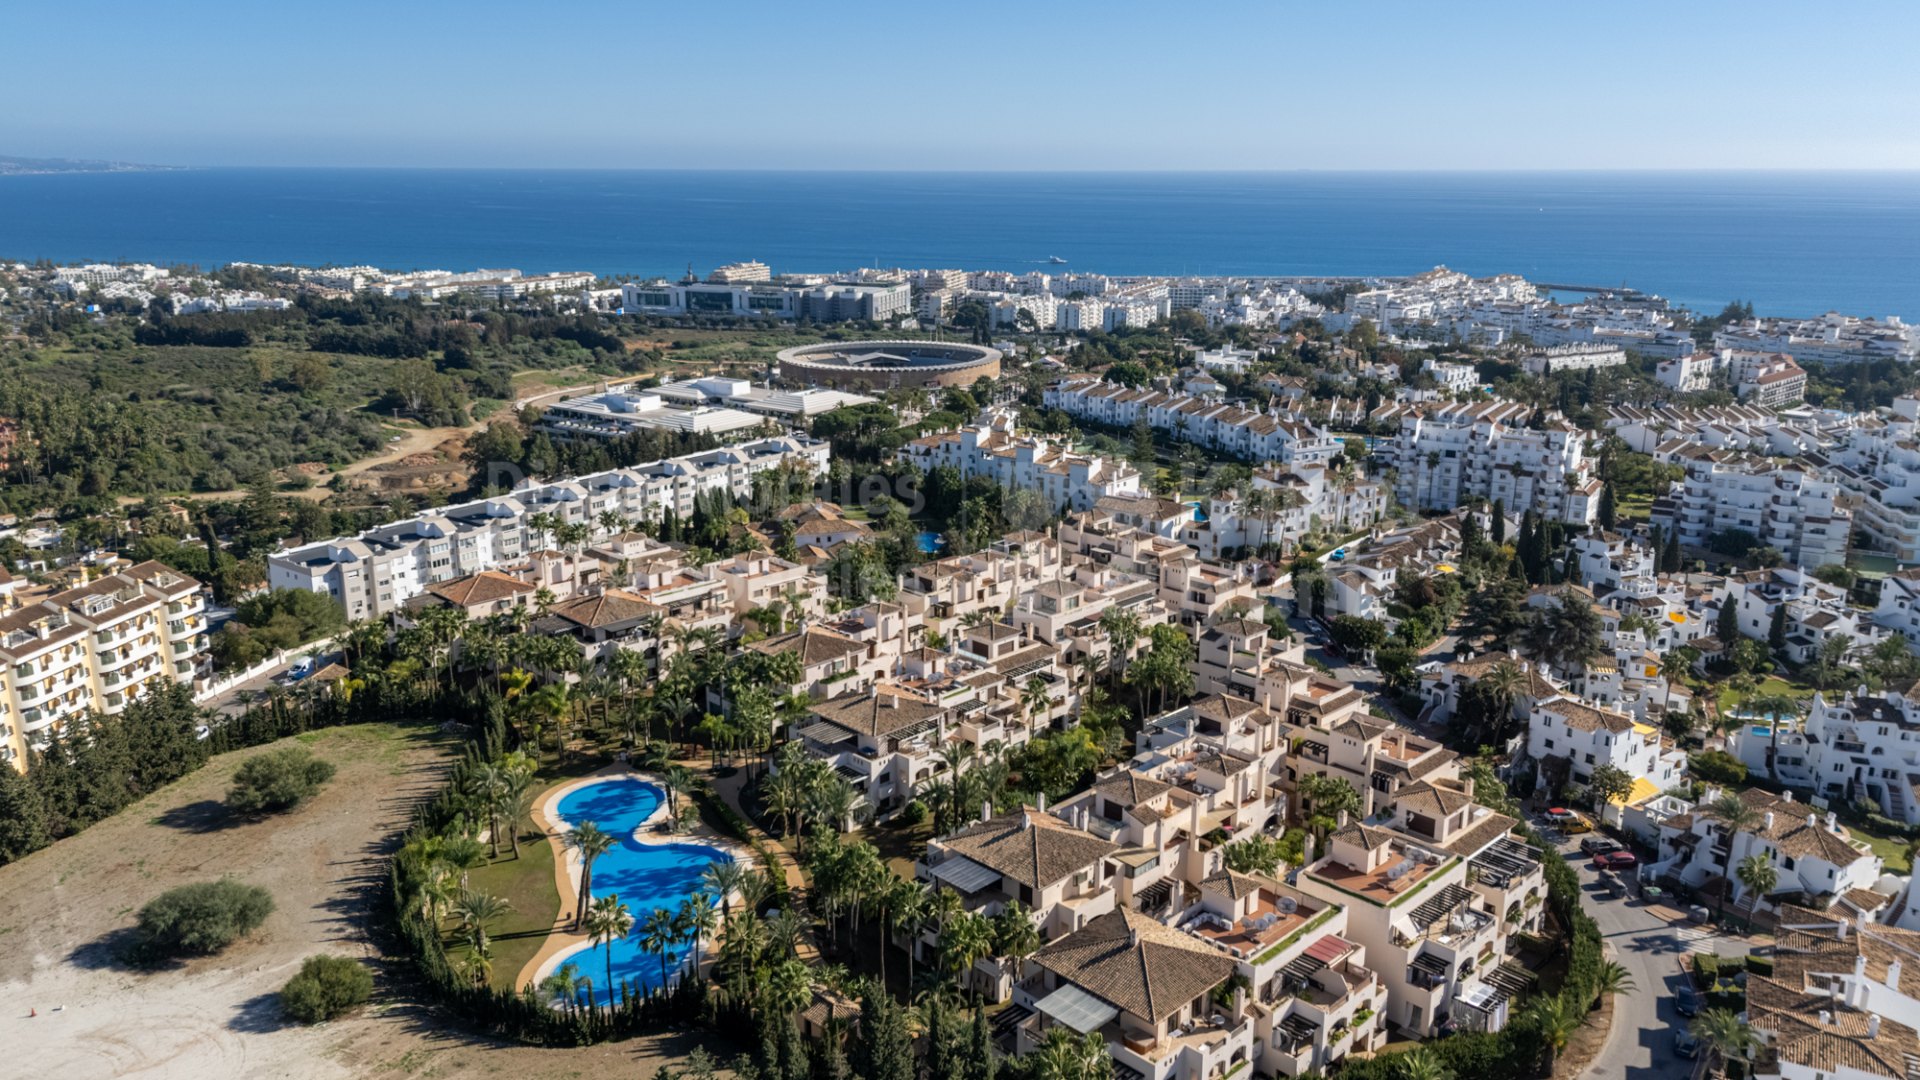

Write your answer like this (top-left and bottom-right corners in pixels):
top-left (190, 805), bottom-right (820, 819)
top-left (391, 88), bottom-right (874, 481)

top-left (1337, 809), bottom-right (1350, 829)
top-left (1890, 959), bottom-right (1903, 988)
top-left (1808, 813), bottom-right (1818, 830)
top-left (1037, 792), bottom-right (1047, 814)
top-left (1827, 811), bottom-right (1839, 831)
top-left (981, 800), bottom-right (992, 823)
top-left (1765, 811), bottom-right (1775, 831)
top-left (1870, 1014), bottom-right (1883, 1038)
top-left (1819, 1010), bottom-right (1833, 1027)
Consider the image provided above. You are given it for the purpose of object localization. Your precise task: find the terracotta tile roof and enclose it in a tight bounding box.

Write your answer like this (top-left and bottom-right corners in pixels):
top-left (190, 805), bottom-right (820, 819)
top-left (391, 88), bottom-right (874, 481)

top-left (1539, 696), bottom-right (1636, 735)
top-left (1091, 771), bottom-right (1174, 807)
top-left (1032, 907), bottom-right (1236, 1024)
top-left (1199, 868), bottom-right (1265, 901)
top-left (938, 808), bottom-right (1117, 891)
top-left (810, 686), bottom-right (945, 739)
top-left (425, 570), bottom-right (536, 607)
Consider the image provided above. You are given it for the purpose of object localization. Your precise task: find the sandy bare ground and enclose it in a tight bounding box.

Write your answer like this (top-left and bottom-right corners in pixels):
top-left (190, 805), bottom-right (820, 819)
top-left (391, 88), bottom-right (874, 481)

top-left (0, 724), bottom-right (712, 1080)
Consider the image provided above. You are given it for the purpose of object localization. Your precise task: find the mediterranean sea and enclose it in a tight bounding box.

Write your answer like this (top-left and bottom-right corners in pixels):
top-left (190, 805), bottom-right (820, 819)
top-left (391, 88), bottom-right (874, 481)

top-left (2, 169), bottom-right (1916, 319)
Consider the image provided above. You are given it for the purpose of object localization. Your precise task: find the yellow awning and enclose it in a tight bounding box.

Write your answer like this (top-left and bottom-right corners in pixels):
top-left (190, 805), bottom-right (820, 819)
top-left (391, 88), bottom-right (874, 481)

top-left (1610, 776), bottom-right (1663, 807)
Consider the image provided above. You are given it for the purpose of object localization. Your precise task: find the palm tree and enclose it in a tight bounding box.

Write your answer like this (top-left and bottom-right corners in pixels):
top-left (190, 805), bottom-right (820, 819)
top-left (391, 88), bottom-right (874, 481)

top-left (1593, 960), bottom-right (1637, 1006)
top-left (1521, 992), bottom-right (1585, 1069)
top-left (1705, 792), bottom-right (1762, 912)
top-left (584, 893), bottom-right (634, 1009)
top-left (640, 907), bottom-right (679, 990)
top-left (941, 909), bottom-right (995, 997)
top-left (1659, 649), bottom-right (1693, 718)
top-left (679, 893), bottom-right (719, 977)
top-left (764, 956), bottom-right (812, 1026)
top-left (540, 961), bottom-right (584, 1015)
top-left (408, 860), bottom-right (457, 927)
top-left (892, 886), bottom-right (932, 990)
top-left (1021, 675), bottom-right (1053, 730)
top-left (464, 762), bottom-right (512, 859)
top-left (565, 821), bottom-right (615, 930)
top-left (1396, 1047), bottom-right (1451, 1080)
top-left (1690, 1008), bottom-right (1760, 1076)
top-left (703, 860), bottom-right (747, 924)
top-left (1034, 1027), bottom-right (1111, 1080)
top-left (452, 889), bottom-right (512, 956)
top-left (1736, 851), bottom-right (1779, 928)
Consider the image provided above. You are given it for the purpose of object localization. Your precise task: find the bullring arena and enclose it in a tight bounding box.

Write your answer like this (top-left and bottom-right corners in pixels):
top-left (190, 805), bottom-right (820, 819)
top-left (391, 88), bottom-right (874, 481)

top-left (776, 340), bottom-right (1002, 390)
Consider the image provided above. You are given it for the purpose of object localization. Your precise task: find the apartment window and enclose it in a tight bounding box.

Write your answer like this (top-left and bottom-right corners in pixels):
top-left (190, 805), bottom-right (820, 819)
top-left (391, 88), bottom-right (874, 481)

top-left (1543, 738), bottom-right (1555, 750)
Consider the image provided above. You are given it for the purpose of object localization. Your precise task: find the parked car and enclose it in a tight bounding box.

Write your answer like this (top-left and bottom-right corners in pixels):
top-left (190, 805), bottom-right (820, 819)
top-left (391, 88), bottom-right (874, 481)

top-left (1676, 985), bottom-right (1704, 1017)
top-left (1562, 816), bottom-right (1593, 835)
top-left (1580, 837), bottom-right (1622, 857)
top-left (1544, 807), bottom-right (1578, 821)
top-left (1592, 851), bottom-right (1639, 870)
top-left (1675, 1029), bottom-right (1700, 1058)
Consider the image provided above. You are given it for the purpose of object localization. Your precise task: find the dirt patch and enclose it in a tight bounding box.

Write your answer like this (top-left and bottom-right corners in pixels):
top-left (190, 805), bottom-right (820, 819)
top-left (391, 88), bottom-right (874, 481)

top-left (1552, 991), bottom-right (1615, 1080)
top-left (0, 724), bottom-right (714, 1079)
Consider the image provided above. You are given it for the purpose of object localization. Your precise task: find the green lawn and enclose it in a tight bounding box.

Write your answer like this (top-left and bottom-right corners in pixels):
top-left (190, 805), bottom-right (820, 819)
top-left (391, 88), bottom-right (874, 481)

top-left (459, 816), bottom-right (561, 993)
top-left (1850, 824), bottom-right (1914, 873)
top-left (1716, 676), bottom-right (1817, 716)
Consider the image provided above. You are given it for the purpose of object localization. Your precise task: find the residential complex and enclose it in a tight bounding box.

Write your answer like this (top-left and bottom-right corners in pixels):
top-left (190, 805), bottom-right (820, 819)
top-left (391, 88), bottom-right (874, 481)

top-left (1383, 401), bottom-right (1600, 525)
top-left (268, 435), bottom-right (829, 619)
top-left (0, 562), bottom-right (212, 769)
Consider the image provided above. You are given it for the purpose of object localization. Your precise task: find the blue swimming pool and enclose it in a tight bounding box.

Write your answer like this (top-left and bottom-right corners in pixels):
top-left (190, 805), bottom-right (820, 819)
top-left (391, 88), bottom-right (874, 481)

top-left (916, 529), bottom-right (946, 554)
top-left (550, 776), bottom-right (731, 1006)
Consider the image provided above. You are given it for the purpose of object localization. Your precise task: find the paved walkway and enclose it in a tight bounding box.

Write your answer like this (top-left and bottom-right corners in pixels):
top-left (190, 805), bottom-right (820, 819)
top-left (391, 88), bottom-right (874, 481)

top-left (704, 761), bottom-right (820, 962)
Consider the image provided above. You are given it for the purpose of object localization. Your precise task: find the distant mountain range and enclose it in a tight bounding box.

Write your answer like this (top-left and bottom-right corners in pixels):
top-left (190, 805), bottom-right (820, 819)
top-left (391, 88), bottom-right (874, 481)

top-left (0, 154), bottom-right (180, 175)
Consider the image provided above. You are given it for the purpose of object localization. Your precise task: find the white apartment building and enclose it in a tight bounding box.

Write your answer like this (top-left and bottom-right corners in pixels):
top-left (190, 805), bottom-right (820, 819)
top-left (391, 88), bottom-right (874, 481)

top-left (1520, 343), bottom-right (1627, 375)
top-left (1650, 788), bottom-right (1880, 914)
top-left (620, 279), bottom-right (910, 322)
top-left (1716, 314), bottom-right (1919, 367)
top-left (268, 436), bottom-right (830, 619)
top-left (1420, 357), bottom-right (1479, 395)
top-left (1386, 401), bottom-right (1600, 525)
top-left (0, 562), bottom-right (212, 770)
top-left (1729, 686), bottom-right (1920, 825)
top-left (901, 409), bottom-right (1143, 513)
top-left (1524, 696), bottom-right (1686, 823)
top-left (1193, 346), bottom-right (1262, 373)
top-left (1647, 448), bottom-right (1851, 569)
top-left (1043, 378), bottom-right (1347, 468)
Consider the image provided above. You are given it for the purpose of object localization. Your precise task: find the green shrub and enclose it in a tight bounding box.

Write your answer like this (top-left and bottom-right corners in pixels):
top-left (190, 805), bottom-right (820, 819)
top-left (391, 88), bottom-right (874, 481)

top-left (281, 954), bottom-right (374, 1023)
top-left (899, 799), bottom-right (930, 827)
top-left (1696, 954), bottom-right (1722, 985)
top-left (1689, 750), bottom-right (1748, 786)
top-left (1746, 954), bottom-right (1774, 977)
top-left (227, 746), bottom-right (337, 814)
top-left (136, 880), bottom-right (274, 956)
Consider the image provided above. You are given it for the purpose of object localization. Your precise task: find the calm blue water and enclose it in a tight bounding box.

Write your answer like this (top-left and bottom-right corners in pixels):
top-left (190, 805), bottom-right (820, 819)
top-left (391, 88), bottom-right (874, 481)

top-left (916, 530), bottom-right (945, 554)
top-left (551, 776), bottom-right (729, 1006)
top-left (2, 169), bottom-right (1916, 319)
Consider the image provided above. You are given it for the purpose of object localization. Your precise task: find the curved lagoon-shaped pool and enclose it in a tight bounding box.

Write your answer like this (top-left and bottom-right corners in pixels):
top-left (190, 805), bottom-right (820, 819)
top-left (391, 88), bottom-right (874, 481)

top-left (548, 776), bottom-right (731, 1005)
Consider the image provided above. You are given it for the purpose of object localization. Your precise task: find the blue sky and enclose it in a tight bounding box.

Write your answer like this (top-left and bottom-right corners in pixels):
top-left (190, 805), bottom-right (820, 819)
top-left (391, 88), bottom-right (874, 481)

top-left (8, 0), bottom-right (1917, 170)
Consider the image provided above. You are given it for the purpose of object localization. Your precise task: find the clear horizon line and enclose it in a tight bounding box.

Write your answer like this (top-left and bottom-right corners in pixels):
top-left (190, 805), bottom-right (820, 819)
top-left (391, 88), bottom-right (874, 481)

top-left (15, 162), bottom-right (1920, 176)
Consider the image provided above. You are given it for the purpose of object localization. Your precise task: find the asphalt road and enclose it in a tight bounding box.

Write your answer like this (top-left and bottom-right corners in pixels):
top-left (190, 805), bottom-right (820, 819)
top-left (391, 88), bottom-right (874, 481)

top-left (1545, 831), bottom-right (1749, 1080)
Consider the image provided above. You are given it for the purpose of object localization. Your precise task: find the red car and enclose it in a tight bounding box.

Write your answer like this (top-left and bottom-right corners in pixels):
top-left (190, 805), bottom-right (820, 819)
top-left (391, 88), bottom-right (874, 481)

top-left (1592, 851), bottom-right (1639, 870)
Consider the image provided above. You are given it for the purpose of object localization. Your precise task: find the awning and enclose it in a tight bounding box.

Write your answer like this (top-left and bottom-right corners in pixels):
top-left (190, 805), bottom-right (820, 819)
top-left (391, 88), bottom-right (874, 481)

top-left (1035, 983), bottom-right (1120, 1034)
top-left (930, 856), bottom-right (1003, 894)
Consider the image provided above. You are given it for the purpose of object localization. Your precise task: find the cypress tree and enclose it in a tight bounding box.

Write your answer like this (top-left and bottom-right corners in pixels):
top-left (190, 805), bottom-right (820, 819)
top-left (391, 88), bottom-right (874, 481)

top-left (1664, 528), bottom-right (1682, 573)
top-left (1768, 604), bottom-right (1788, 656)
top-left (1716, 594), bottom-right (1740, 644)
top-left (923, 991), bottom-right (950, 1079)
top-left (1597, 483), bottom-right (1617, 530)
top-left (851, 991), bottom-right (914, 1080)
top-left (965, 1005), bottom-right (997, 1080)
top-left (1491, 499), bottom-right (1507, 544)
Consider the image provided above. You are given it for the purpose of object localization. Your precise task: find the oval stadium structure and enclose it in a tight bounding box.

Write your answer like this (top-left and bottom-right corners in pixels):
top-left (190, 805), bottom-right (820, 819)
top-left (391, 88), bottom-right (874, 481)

top-left (776, 340), bottom-right (1002, 390)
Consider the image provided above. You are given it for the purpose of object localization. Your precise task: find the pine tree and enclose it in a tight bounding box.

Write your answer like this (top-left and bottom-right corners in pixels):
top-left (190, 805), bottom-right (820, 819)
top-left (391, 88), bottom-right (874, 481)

top-left (1491, 499), bottom-right (1507, 544)
top-left (1597, 483), bottom-right (1617, 530)
top-left (0, 761), bottom-right (50, 863)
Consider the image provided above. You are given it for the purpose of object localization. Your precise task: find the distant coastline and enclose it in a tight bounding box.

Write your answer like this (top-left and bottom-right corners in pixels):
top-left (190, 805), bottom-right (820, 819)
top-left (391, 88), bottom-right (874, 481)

top-left (0, 167), bottom-right (1914, 319)
top-left (0, 154), bottom-right (181, 176)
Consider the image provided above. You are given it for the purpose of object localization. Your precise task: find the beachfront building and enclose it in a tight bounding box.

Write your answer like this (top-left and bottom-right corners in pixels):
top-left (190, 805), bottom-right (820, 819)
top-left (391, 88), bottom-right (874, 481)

top-left (268, 435), bottom-right (830, 619)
